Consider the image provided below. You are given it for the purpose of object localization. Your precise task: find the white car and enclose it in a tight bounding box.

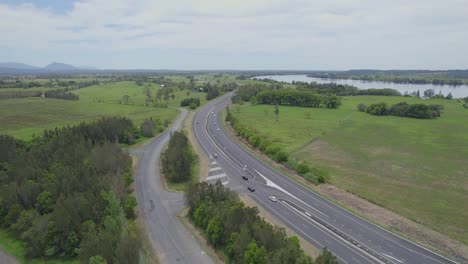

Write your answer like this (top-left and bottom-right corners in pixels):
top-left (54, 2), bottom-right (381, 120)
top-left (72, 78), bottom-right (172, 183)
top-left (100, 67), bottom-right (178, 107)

top-left (217, 128), bottom-right (220, 131)
top-left (304, 211), bottom-right (312, 217)
top-left (269, 196), bottom-right (278, 202)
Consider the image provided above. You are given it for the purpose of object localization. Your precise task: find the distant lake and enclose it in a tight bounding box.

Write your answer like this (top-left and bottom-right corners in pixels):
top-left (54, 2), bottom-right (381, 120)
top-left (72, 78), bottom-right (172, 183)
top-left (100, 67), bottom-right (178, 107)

top-left (255, 75), bottom-right (468, 98)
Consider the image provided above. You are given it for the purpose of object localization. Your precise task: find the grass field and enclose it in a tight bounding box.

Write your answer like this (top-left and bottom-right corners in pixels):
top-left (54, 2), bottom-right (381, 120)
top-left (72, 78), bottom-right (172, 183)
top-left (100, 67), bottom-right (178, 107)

top-left (233, 96), bottom-right (468, 244)
top-left (0, 97), bottom-right (178, 140)
top-left (74, 81), bottom-right (208, 107)
top-left (0, 229), bottom-right (78, 264)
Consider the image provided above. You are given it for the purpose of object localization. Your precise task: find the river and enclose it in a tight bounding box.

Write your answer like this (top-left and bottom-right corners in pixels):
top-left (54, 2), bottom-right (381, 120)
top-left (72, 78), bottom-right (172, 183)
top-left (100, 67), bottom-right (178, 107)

top-left (255, 75), bottom-right (468, 98)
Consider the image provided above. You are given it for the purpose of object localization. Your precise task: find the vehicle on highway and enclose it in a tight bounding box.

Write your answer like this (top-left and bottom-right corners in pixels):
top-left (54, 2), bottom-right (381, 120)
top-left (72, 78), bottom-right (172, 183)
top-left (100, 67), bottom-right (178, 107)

top-left (213, 153), bottom-right (218, 158)
top-left (247, 186), bottom-right (255, 192)
top-left (217, 128), bottom-right (220, 131)
top-left (269, 196), bottom-right (278, 202)
top-left (304, 211), bottom-right (312, 217)
top-left (242, 175), bottom-right (248, 180)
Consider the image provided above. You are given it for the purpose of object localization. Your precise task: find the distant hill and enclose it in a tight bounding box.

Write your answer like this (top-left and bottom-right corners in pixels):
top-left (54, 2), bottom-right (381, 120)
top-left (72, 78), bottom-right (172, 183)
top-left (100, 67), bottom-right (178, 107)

top-left (0, 62), bottom-right (39, 70)
top-left (0, 62), bottom-right (101, 74)
top-left (78, 65), bottom-right (99, 70)
top-left (43, 62), bottom-right (77, 71)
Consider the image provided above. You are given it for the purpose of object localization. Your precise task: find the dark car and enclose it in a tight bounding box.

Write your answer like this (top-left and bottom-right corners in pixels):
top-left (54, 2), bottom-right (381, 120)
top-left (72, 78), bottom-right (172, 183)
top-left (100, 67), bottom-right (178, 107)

top-left (247, 186), bottom-right (255, 192)
top-left (242, 175), bottom-right (248, 180)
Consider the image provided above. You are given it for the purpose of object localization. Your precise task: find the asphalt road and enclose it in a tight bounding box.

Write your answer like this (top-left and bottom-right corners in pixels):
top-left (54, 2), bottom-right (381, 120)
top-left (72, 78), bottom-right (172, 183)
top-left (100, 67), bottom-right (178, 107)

top-left (132, 108), bottom-right (213, 264)
top-left (193, 92), bottom-right (459, 264)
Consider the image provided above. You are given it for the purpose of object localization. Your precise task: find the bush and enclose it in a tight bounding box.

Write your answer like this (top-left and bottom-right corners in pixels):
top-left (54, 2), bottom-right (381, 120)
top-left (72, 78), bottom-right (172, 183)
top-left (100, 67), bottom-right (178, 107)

top-left (296, 163), bottom-right (310, 175)
top-left (274, 151), bottom-right (289, 163)
top-left (357, 103), bottom-right (367, 112)
top-left (285, 158), bottom-right (298, 170)
top-left (265, 145), bottom-right (281, 156)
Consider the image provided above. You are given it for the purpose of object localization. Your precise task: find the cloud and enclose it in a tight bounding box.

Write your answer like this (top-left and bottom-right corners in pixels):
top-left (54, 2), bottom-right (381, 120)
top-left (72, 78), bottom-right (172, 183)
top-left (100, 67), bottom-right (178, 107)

top-left (0, 0), bottom-right (467, 69)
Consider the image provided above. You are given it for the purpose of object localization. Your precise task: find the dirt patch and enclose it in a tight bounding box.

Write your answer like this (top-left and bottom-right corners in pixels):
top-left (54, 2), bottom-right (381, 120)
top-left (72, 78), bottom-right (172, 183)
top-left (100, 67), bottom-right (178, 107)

top-left (224, 117), bottom-right (468, 263)
top-left (0, 249), bottom-right (18, 264)
top-left (240, 195), bottom-right (320, 259)
top-left (184, 110), bottom-right (209, 182)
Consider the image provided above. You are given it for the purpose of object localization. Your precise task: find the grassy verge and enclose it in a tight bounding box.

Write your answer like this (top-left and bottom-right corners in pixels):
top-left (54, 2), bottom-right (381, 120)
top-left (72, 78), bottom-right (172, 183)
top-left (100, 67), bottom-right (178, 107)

top-left (224, 98), bottom-right (468, 261)
top-left (0, 229), bottom-right (78, 264)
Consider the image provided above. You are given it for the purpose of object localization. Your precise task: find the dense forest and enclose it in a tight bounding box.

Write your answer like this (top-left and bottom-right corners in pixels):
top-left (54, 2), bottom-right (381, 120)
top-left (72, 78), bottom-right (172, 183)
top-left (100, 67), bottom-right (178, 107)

top-left (0, 117), bottom-right (145, 263)
top-left (359, 102), bottom-right (443, 119)
top-left (186, 181), bottom-right (338, 264)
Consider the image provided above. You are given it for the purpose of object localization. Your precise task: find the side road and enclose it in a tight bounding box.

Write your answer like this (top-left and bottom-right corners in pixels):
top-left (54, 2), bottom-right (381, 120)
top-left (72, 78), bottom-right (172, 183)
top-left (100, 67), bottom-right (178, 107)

top-left (131, 108), bottom-right (213, 264)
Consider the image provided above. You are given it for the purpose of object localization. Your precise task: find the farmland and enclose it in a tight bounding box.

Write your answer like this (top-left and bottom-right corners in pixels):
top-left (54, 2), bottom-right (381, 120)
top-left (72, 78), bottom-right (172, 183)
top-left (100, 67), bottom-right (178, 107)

top-left (232, 96), bottom-right (468, 244)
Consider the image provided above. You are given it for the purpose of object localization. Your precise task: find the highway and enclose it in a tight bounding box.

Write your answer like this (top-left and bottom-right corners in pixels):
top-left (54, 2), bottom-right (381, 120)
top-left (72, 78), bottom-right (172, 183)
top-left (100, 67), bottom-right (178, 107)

top-left (193, 92), bottom-right (458, 264)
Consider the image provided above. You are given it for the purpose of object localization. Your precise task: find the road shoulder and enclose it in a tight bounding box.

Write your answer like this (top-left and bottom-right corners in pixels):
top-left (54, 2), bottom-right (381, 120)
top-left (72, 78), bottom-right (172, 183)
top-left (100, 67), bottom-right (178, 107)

top-left (222, 106), bottom-right (468, 262)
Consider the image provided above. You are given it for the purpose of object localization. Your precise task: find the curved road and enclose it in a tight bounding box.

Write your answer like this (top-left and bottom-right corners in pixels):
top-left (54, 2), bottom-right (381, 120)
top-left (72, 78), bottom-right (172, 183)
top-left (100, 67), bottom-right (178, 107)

top-left (193, 93), bottom-right (459, 264)
top-left (132, 108), bottom-right (213, 264)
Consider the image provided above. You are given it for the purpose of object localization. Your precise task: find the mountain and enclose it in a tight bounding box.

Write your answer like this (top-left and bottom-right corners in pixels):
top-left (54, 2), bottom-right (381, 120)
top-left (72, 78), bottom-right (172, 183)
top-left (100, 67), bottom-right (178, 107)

top-left (0, 62), bottom-right (39, 70)
top-left (43, 62), bottom-right (77, 71)
top-left (78, 65), bottom-right (99, 70)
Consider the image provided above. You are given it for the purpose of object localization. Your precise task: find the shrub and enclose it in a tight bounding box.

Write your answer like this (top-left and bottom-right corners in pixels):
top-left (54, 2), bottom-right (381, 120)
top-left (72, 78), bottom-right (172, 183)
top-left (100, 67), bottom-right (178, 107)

top-left (274, 151), bottom-right (289, 163)
top-left (285, 158), bottom-right (299, 170)
top-left (296, 163), bottom-right (310, 175)
top-left (357, 103), bottom-right (367, 112)
top-left (265, 145), bottom-right (281, 156)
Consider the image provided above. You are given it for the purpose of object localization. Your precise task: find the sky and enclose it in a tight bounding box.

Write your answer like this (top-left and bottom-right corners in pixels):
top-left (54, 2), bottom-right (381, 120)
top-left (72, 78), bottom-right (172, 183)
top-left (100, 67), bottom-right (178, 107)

top-left (0, 0), bottom-right (467, 70)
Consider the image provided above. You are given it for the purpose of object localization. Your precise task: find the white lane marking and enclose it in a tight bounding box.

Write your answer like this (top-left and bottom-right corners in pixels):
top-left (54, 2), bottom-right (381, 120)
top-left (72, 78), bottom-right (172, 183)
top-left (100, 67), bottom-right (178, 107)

top-left (209, 167), bottom-right (222, 172)
top-left (254, 169), bottom-right (329, 218)
top-left (382, 253), bottom-right (404, 263)
top-left (206, 173), bottom-right (227, 181)
top-left (281, 201), bottom-right (385, 264)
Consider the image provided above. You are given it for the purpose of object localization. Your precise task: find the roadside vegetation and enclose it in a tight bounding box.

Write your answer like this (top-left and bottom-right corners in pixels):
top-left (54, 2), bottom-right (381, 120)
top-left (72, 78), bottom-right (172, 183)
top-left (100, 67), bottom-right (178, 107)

top-left (0, 117), bottom-right (147, 263)
top-left (161, 131), bottom-right (197, 191)
top-left (186, 181), bottom-right (337, 264)
top-left (228, 93), bottom-right (468, 245)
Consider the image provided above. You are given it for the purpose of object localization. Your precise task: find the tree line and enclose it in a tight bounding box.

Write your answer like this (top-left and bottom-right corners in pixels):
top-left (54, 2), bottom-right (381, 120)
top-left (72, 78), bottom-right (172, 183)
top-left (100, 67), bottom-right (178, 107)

top-left (161, 131), bottom-right (195, 183)
top-left (255, 89), bottom-right (342, 109)
top-left (0, 90), bottom-right (42, 99)
top-left (180, 97), bottom-right (201, 109)
top-left (359, 102), bottom-right (443, 119)
top-left (186, 181), bottom-right (338, 264)
top-left (44, 89), bottom-right (79, 100)
top-left (0, 116), bottom-right (144, 263)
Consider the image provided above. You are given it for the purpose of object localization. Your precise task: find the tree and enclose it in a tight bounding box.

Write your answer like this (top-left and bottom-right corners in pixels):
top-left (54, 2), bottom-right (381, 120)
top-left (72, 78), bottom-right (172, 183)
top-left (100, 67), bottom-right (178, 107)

top-left (423, 89), bottom-right (435, 98)
top-left (205, 215), bottom-right (225, 247)
top-left (89, 255), bottom-right (107, 264)
top-left (274, 103), bottom-right (279, 121)
top-left (161, 131), bottom-right (194, 183)
top-left (357, 103), bottom-right (367, 112)
top-left (140, 119), bottom-right (155, 137)
top-left (121, 95), bottom-right (130, 104)
top-left (244, 240), bottom-right (267, 264)
top-left (446, 92), bottom-right (453, 99)
top-left (324, 94), bottom-right (341, 109)
top-left (315, 247), bottom-right (338, 264)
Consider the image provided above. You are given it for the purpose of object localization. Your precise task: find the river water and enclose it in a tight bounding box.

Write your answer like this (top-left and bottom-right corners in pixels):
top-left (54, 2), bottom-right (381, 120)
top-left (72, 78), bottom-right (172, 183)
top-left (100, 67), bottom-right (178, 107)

top-left (256, 75), bottom-right (468, 98)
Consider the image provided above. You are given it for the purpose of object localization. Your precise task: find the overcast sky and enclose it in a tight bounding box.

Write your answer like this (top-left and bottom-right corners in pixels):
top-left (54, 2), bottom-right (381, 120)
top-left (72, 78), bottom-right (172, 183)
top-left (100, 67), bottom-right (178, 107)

top-left (1, 0), bottom-right (467, 70)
